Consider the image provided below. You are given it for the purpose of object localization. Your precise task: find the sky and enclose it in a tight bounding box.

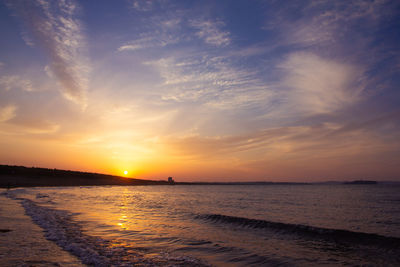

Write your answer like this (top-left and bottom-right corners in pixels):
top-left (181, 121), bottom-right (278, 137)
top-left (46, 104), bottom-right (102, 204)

top-left (0, 0), bottom-right (399, 182)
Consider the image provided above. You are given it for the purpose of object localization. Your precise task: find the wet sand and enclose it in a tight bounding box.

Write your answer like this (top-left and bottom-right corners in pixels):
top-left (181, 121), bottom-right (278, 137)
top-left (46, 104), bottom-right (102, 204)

top-left (0, 192), bottom-right (84, 266)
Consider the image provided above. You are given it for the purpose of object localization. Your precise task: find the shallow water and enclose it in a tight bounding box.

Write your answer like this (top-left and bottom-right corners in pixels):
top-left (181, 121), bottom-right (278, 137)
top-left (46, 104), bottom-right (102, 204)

top-left (6, 184), bottom-right (400, 266)
top-left (0, 195), bottom-right (83, 266)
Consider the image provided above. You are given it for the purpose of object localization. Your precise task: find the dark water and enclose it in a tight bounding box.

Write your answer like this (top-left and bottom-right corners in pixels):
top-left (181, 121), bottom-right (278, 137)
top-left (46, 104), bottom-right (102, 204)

top-left (6, 184), bottom-right (400, 266)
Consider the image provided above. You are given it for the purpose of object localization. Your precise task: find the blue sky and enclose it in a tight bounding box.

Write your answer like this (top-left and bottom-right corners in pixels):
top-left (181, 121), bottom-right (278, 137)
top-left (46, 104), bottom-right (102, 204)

top-left (0, 0), bottom-right (399, 181)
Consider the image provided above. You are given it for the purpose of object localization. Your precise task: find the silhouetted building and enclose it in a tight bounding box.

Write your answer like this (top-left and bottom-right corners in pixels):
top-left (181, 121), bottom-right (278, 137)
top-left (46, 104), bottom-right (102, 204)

top-left (168, 177), bottom-right (175, 184)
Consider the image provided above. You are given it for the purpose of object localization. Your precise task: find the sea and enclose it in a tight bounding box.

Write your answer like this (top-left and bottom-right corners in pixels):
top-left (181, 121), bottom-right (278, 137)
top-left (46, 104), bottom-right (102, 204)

top-left (4, 184), bottom-right (400, 266)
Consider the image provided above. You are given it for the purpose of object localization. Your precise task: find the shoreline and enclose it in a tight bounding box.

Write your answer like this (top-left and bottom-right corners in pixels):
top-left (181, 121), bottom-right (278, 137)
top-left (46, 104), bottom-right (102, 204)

top-left (2, 184), bottom-right (399, 266)
top-left (0, 192), bottom-right (84, 266)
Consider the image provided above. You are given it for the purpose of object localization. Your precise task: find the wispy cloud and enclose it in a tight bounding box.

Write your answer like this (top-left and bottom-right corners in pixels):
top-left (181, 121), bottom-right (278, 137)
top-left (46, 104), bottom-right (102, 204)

top-left (20, 31), bottom-right (35, 46)
top-left (165, 126), bottom-right (300, 159)
top-left (9, 117), bottom-right (60, 134)
top-left (191, 19), bottom-right (230, 47)
top-left (164, 111), bottom-right (400, 179)
top-left (0, 115), bottom-right (60, 135)
top-left (266, 0), bottom-right (394, 48)
top-left (147, 54), bottom-right (270, 109)
top-left (279, 52), bottom-right (365, 114)
top-left (8, 0), bottom-right (90, 107)
top-left (327, 110), bottom-right (400, 137)
top-left (117, 16), bottom-right (183, 52)
top-left (131, 0), bottom-right (155, 12)
top-left (0, 75), bottom-right (33, 92)
top-left (118, 34), bottom-right (179, 52)
top-left (0, 104), bottom-right (17, 122)
top-left (118, 12), bottom-right (231, 52)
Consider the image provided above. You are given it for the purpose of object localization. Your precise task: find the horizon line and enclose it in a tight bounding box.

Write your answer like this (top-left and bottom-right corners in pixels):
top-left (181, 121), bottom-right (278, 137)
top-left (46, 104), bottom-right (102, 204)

top-left (1, 164), bottom-right (398, 184)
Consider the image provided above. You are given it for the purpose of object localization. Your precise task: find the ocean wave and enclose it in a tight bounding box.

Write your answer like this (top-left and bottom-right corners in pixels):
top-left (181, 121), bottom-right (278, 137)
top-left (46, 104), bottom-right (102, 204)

top-left (22, 199), bottom-right (111, 266)
top-left (20, 198), bottom-right (208, 266)
top-left (1, 188), bottom-right (28, 199)
top-left (198, 214), bottom-right (400, 248)
top-left (35, 193), bottom-right (50, 198)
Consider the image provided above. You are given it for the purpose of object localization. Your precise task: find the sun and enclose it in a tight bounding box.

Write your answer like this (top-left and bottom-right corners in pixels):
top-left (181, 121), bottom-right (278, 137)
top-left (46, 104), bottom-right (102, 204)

top-left (123, 170), bottom-right (128, 176)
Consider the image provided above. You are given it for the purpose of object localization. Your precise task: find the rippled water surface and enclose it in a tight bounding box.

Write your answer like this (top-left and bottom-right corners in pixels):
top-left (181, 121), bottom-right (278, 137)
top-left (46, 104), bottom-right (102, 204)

top-left (9, 184), bottom-right (400, 266)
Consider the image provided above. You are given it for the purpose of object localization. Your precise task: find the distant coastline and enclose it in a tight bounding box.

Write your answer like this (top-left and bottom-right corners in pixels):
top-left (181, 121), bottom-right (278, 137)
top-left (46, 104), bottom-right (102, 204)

top-left (0, 164), bottom-right (389, 188)
top-left (343, 180), bottom-right (378, 185)
top-left (0, 165), bottom-right (168, 188)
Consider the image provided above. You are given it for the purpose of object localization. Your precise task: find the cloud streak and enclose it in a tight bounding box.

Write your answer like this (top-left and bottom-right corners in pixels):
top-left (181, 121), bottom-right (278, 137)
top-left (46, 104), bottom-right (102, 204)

top-left (117, 16), bottom-right (183, 52)
top-left (147, 54), bottom-right (270, 109)
top-left (0, 75), bottom-right (33, 92)
top-left (266, 0), bottom-right (394, 48)
top-left (0, 104), bottom-right (17, 122)
top-left (280, 52), bottom-right (365, 114)
top-left (118, 34), bottom-right (180, 52)
top-left (164, 111), bottom-right (400, 178)
top-left (191, 19), bottom-right (231, 47)
top-left (131, 0), bottom-right (156, 12)
top-left (8, 0), bottom-right (90, 107)
top-left (118, 16), bottom-right (231, 52)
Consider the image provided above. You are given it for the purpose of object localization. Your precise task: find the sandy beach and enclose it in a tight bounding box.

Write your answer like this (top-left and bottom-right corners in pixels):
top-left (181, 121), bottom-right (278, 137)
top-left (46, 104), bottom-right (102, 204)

top-left (0, 191), bottom-right (84, 266)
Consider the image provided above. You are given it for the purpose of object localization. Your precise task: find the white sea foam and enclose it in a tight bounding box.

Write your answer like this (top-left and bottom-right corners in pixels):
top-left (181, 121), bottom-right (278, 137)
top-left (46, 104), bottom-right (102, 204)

top-left (6, 185), bottom-right (399, 266)
top-left (1, 188), bottom-right (28, 199)
top-left (12, 194), bottom-right (207, 266)
top-left (22, 198), bottom-right (110, 266)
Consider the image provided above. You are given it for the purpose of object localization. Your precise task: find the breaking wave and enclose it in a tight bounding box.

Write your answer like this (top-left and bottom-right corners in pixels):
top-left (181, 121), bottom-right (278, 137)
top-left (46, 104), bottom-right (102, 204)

top-left (199, 214), bottom-right (400, 248)
top-left (21, 198), bottom-right (208, 266)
